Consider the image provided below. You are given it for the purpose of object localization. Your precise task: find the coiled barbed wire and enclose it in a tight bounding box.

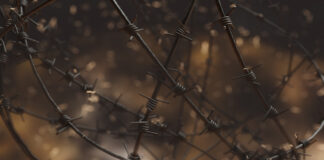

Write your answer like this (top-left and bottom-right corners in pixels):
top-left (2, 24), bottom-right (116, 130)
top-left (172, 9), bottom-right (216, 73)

top-left (218, 16), bottom-right (233, 30)
top-left (0, 53), bottom-right (8, 64)
top-left (0, 0), bottom-right (323, 160)
top-left (146, 98), bottom-right (158, 112)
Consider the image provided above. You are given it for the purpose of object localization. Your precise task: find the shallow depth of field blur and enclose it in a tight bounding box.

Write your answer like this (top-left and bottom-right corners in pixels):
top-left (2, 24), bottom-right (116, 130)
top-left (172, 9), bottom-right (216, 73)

top-left (0, 0), bottom-right (324, 160)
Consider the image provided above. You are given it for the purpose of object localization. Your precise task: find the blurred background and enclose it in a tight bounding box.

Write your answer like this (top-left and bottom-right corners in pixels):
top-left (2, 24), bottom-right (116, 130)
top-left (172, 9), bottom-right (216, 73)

top-left (0, 0), bottom-right (323, 159)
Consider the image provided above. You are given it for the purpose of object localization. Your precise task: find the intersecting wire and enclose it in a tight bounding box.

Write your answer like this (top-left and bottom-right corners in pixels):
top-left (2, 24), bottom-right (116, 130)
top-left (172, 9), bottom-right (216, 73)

top-left (21, 0), bottom-right (239, 158)
top-left (38, 44), bottom-right (258, 158)
top-left (6, 75), bottom-right (219, 160)
top-left (232, 4), bottom-right (324, 160)
top-left (180, 15), bottom-right (198, 160)
top-left (234, 5), bottom-right (324, 158)
top-left (213, 0), bottom-right (295, 148)
top-left (269, 44), bottom-right (306, 102)
top-left (0, 0), bottom-right (323, 159)
top-left (185, 32), bottom-right (263, 159)
top-left (236, 4), bottom-right (324, 85)
top-left (0, 1), bottom-right (56, 160)
top-left (0, 45), bottom-right (221, 160)
top-left (9, 99), bottom-right (220, 160)
top-left (0, 102), bottom-right (39, 160)
top-left (213, 1), bottom-right (324, 159)
top-left (63, 1), bottom-right (324, 159)
top-left (0, 1), bottom-right (129, 159)
top-left (28, 42), bottom-right (128, 160)
top-left (0, 0), bottom-right (56, 40)
top-left (232, 4), bottom-right (324, 158)
top-left (266, 120), bottom-right (324, 160)
top-left (108, 0), bottom-right (249, 159)
top-left (182, 30), bottom-right (217, 160)
top-left (0, 52), bottom-right (39, 158)
top-left (182, 3), bottom-right (265, 156)
top-left (8, 103), bottom-right (165, 139)
top-left (170, 26), bottom-right (193, 160)
top-left (128, 0), bottom-right (198, 159)
top-left (233, 4), bottom-right (324, 106)
top-left (160, 2), bottom-right (203, 159)
top-left (42, 57), bottom-right (220, 159)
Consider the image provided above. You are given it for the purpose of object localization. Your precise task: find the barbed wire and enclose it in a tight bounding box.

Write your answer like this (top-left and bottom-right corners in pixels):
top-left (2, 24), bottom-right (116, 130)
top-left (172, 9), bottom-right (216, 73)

top-left (0, 0), bottom-right (323, 160)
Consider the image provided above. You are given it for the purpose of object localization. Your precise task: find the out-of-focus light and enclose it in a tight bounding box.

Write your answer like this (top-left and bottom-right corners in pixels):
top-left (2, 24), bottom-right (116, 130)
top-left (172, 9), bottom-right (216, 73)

top-left (69, 5), bottom-right (78, 15)
top-left (200, 41), bottom-right (209, 55)
top-left (252, 36), bottom-right (261, 48)
top-left (81, 104), bottom-right (95, 117)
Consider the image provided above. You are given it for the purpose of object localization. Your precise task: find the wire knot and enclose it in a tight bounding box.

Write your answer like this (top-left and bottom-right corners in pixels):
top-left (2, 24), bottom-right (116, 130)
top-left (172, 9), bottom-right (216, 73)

top-left (139, 93), bottom-right (169, 112)
top-left (174, 25), bottom-right (192, 41)
top-left (207, 111), bottom-right (221, 131)
top-left (243, 67), bottom-right (257, 81)
top-left (43, 58), bottom-right (56, 68)
top-left (163, 23), bottom-right (192, 41)
top-left (233, 66), bottom-right (261, 86)
top-left (65, 69), bottom-right (80, 87)
top-left (131, 120), bottom-right (158, 135)
top-left (128, 153), bottom-right (141, 160)
top-left (208, 119), bottom-right (221, 131)
top-left (40, 58), bottom-right (56, 74)
top-left (199, 111), bottom-right (221, 134)
top-left (83, 84), bottom-right (95, 93)
top-left (219, 16), bottom-right (234, 30)
top-left (173, 82), bottom-right (186, 96)
top-left (263, 105), bottom-right (278, 120)
top-left (82, 79), bottom-right (97, 94)
top-left (0, 53), bottom-right (8, 64)
top-left (18, 31), bottom-right (39, 44)
top-left (146, 98), bottom-right (158, 112)
top-left (123, 23), bottom-right (143, 40)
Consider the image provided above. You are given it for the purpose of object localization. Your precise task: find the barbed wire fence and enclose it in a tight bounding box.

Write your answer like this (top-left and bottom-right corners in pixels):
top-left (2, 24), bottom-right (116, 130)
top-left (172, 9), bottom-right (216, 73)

top-left (0, 0), bottom-right (323, 159)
